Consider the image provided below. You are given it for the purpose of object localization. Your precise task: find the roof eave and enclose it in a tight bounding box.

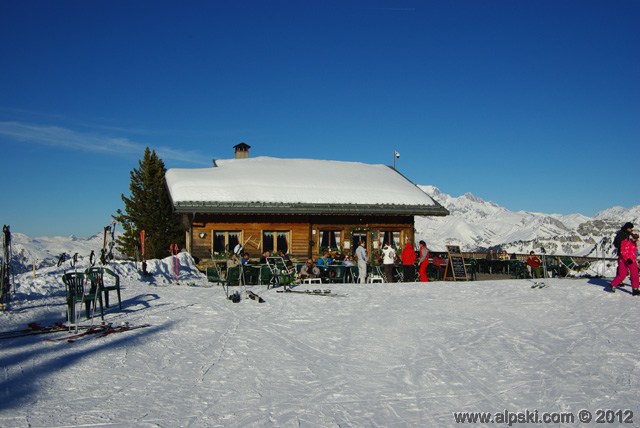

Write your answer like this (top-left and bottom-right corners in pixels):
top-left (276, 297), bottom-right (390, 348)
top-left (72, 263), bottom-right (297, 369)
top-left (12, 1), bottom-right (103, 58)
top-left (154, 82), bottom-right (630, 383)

top-left (172, 201), bottom-right (449, 216)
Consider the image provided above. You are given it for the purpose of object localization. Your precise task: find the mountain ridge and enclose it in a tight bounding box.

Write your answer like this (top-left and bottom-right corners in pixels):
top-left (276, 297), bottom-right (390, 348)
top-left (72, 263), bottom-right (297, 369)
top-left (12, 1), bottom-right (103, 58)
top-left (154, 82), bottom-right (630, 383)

top-left (417, 185), bottom-right (639, 256)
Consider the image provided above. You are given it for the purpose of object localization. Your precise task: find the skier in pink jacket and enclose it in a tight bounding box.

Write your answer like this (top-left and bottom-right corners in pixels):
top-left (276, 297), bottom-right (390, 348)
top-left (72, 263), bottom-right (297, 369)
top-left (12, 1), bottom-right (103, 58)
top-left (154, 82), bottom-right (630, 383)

top-left (609, 233), bottom-right (639, 294)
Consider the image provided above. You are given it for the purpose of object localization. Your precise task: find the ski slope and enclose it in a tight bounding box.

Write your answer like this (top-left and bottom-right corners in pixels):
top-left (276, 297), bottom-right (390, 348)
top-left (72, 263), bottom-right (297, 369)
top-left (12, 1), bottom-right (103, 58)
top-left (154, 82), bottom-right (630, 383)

top-left (1, 254), bottom-right (639, 426)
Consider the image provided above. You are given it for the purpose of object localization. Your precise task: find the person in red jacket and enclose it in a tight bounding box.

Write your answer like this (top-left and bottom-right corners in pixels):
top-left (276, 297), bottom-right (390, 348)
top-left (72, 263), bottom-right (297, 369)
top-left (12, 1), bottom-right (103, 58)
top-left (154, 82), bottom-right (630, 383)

top-left (610, 233), bottom-right (639, 294)
top-left (526, 251), bottom-right (543, 279)
top-left (418, 240), bottom-right (429, 282)
top-left (401, 241), bottom-right (416, 282)
top-left (432, 254), bottom-right (446, 280)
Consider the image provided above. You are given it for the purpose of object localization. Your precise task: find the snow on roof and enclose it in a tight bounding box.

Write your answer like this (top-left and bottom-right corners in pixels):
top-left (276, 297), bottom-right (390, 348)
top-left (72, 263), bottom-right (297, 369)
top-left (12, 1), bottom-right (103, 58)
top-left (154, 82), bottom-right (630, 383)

top-left (165, 157), bottom-right (446, 215)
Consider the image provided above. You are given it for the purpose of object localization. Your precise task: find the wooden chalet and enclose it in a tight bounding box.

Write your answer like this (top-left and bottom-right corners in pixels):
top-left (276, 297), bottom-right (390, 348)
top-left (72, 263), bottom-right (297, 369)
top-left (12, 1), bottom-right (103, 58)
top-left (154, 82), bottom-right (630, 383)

top-left (165, 144), bottom-right (448, 261)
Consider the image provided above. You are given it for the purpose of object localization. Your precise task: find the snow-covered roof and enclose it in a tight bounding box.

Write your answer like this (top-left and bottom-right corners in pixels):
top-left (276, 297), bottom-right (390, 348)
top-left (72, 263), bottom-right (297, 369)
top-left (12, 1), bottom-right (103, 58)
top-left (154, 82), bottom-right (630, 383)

top-left (165, 157), bottom-right (448, 216)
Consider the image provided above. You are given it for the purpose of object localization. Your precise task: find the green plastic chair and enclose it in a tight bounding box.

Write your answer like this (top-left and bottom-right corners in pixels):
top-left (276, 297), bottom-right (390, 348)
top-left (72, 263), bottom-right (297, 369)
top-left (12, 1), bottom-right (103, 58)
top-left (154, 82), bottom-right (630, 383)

top-left (86, 266), bottom-right (122, 309)
top-left (206, 266), bottom-right (225, 285)
top-left (226, 266), bottom-right (241, 287)
top-left (559, 256), bottom-right (589, 276)
top-left (507, 260), bottom-right (528, 279)
top-left (258, 265), bottom-right (273, 285)
top-left (426, 264), bottom-right (439, 281)
top-left (327, 265), bottom-right (348, 283)
top-left (63, 272), bottom-right (103, 322)
top-left (465, 259), bottom-right (478, 280)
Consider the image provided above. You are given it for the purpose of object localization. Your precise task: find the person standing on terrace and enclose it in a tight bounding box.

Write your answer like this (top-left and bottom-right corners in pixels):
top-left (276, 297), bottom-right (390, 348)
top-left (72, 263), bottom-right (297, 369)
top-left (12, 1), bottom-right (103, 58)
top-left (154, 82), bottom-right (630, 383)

top-left (418, 240), bottom-right (429, 282)
top-left (355, 241), bottom-right (368, 284)
top-left (526, 251), bottom-right (542, 279)
top-left (381, 244), bottom-right (396, 283)
top-left (401, 241), bottom-right (416, 282)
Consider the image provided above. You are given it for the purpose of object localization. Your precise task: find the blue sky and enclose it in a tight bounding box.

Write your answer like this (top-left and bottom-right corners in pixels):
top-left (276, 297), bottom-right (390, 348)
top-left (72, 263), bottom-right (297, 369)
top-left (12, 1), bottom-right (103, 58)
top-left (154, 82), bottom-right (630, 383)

top-left (1, 0), bottom-right (638, 237)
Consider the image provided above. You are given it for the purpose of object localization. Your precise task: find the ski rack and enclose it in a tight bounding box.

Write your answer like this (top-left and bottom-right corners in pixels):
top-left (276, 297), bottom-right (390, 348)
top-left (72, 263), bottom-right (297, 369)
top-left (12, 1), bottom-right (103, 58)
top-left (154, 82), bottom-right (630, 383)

top-left (265, 257), bottom-right (296, 290)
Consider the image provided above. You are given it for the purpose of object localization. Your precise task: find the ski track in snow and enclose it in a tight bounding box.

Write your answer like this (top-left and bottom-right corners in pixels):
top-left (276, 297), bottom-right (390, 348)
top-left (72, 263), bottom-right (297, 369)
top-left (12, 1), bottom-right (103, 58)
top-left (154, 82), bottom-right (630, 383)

top-left (1, 258), bottom-right (640, 427)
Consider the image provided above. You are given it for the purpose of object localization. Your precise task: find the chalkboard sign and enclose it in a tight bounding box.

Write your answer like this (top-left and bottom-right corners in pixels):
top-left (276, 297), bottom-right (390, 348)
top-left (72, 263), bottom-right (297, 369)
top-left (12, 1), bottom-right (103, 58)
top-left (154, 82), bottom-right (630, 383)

top-left (444, 245), bottom-right (468, 281)
top-left (446, 245), bottom-right (461, 254)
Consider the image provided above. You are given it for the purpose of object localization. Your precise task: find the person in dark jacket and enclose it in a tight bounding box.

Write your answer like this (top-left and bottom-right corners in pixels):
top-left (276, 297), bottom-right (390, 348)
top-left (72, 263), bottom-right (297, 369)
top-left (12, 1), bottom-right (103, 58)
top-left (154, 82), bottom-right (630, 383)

top-left (278, 249), bottom-right (293, 269)
top-left (613, 222), bottom-right (634, 254)
top-left (259, 250), bottom-right (271, 264)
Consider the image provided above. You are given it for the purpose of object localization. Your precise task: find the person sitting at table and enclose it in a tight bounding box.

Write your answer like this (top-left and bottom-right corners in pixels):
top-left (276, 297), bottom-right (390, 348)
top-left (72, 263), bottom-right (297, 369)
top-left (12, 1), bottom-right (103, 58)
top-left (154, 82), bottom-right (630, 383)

top-left (526, 251), bottom-right (543, 278)
top-left (278, 249), bottom-right (293, 270)
top-left (318, 251), bottom-right (333, 267)
top-left (227, 253), bottom-right (241, 269)
top-left (432, 254), bottom-right (446, 280)
top-left (241, 252), bottom-right (251, 265)
top-left (499, 250), bottom-right (509, 261)
top-left (342, 255), bottom-right (354, 267)
top-left (300, 258), bottom-right (321, 280)
top-left (485, 249), bottom-right (497, 273)
top-left (432, 254), bottom-right (445, 267)
top-left (259, 250), bottom-right (270, 264)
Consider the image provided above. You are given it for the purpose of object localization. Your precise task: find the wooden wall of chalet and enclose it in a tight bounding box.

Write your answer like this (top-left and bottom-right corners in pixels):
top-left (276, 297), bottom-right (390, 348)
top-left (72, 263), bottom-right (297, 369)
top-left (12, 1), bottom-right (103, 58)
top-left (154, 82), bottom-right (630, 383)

top-left (185, 213), bottom-right (415, 261)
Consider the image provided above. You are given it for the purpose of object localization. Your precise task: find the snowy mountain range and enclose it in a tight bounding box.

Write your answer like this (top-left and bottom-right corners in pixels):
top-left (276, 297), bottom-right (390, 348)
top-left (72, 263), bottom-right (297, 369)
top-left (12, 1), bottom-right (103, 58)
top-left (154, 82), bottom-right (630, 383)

top-left (417, 185), bottom-right (640, 256)
top-left (4, 187), bottom-right (639, 273)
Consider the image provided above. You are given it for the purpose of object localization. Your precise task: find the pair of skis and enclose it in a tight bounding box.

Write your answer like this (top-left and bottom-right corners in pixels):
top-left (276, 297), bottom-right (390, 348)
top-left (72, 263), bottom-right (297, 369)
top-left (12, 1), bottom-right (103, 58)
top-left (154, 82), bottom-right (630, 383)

top-left (100, 222), bottom-right (117, 265)
top-left (276, 288), bottom-right (345, 297)
top-left (1, 224), bottom-right (12, 310)
top-left (531, 281), bottom-right (547, 289)
top-left (45, 323), bottom-right (150, 343)
top-left (170, 243), bottom-right (180, 283)
top-left (0, 322), bottom-right (73, 340)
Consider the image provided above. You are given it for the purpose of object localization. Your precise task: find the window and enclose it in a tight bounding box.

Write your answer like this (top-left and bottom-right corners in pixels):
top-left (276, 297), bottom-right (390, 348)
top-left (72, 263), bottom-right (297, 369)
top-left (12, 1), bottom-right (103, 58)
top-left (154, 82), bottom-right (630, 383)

top-left (319, 230), bottom-right (341, 250)
top-left (351, 231), bottom-right (367, 253)
top-left (262, 231), bottom-right (290, 253)
top-left (380, 231), bottom-right (401, 248)
top-left (213, 231), bottom-right (241, 254)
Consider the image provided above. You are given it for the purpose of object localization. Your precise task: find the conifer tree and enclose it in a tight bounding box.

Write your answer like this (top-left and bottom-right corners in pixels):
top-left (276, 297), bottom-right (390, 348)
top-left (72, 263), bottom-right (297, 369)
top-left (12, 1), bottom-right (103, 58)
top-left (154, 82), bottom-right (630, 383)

top-left (114, 148), bottom-right (184, 260)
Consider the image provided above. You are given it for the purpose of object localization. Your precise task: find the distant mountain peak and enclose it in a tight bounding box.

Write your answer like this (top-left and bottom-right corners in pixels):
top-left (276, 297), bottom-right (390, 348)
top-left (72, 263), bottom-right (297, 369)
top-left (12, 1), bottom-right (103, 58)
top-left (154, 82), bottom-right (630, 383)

top-left (461, 192), bottom-right (483, 203)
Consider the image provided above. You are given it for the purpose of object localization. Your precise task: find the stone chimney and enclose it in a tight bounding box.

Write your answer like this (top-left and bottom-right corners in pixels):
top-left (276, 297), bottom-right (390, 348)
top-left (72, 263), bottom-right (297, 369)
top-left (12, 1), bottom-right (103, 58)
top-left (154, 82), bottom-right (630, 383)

top-left (233, 142), bottom-right (251, 159)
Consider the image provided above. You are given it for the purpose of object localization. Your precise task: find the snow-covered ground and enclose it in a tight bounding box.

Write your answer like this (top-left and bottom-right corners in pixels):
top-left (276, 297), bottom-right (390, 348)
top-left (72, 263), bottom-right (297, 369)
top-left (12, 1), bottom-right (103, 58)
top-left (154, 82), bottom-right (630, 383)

top-left (1, 254), bottom-right (639, 427)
